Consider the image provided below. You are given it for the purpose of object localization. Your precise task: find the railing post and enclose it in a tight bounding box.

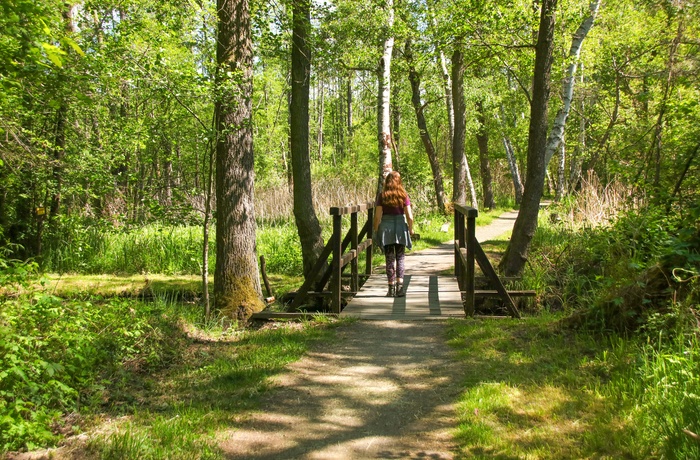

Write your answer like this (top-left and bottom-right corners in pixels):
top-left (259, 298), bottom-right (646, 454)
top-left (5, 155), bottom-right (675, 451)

top-left (454, 208), bottom-right (464, 287)
top-left (331, 214), bottom-right (342, 313)
top-left (366, 206), bottom-right (374, 276)
top-left (351, 211), bottom-right (359, 293)
top-left (465, 213), bottom-right (476, 316)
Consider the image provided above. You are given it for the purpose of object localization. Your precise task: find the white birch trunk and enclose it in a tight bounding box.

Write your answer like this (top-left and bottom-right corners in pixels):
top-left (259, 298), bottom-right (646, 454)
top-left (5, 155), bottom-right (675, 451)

top-left (570, 75), bottom-right (585, 192)
top-left (555, 141), bottom-right (566, 201)
top-left (439, 50), bottom-right (454, 150)
top-left (543, 0), bottom-right (600, 167)
top-left (317, 81), bottom-right (324, 161)
top-left (377, 0), bottom-right (394, 185)
top-left (503, 137), bottom-right (524, 204)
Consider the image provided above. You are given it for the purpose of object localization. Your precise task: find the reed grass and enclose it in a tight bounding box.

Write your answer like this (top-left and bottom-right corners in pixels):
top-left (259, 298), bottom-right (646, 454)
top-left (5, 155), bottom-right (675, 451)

top-left (554, 171), bottom-right (639, 227)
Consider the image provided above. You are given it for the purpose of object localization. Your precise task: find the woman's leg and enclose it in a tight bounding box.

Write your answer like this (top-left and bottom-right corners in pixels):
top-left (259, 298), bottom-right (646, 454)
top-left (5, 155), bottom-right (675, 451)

top-left (384, 245), bottom-right (397, 296)
top-left (395, 245), bottom-right (406, 296)
top-left (396, 245), bottom-right (405, 281)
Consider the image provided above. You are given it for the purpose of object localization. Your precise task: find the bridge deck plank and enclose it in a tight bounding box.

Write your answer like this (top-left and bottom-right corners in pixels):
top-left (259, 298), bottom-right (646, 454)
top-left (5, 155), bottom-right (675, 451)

top-left (340, 274), bottom-right (465, 320)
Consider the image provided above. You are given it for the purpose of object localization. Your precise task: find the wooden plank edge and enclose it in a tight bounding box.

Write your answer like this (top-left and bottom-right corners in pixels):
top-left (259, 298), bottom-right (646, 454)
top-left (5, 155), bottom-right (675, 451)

top-left (330, 201), bottom-right (375, 216)
top-left (472, 290), bottom-right (537, 297)
top-left (251, 311), bottom-right (339, 320)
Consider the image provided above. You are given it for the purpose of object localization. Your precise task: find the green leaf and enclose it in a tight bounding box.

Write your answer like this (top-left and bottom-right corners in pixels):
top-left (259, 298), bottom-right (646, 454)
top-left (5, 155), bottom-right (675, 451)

top-left (62, 36), bottom-right (85, 57)
top-left (41, 43), bottom-right (66, 68)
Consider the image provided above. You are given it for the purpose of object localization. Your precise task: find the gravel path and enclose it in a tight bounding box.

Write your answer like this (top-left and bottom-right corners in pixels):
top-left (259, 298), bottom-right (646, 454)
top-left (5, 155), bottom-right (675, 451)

top-left (220, 211), bottom-right (519, 459)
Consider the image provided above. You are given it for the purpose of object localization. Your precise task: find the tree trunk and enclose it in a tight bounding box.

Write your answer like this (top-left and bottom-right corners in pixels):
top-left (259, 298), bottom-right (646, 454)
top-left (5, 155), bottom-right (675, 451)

top-left (570, 72), bottom-right (586, 193)
top-left (392, 71), bottom-right (401, 167)
top-left (646, 20), bottom-right (683, 194)
top-left (439, 49), bottom-right (455, 153)
top-left (214, 0), bottom-right (264, 320)
top-left (476, 100), bottom-right (495, 209)
top-left (291, 0), bottom-right (326, 284)
top-left (451, 46), bottom-right (477, 208)
top-left (48, 4), bottom-right (77, 226)
top-left (49, 104), bottom-right (67, 226)
top-left (543, 0), bottom-right (600, 168)
top-left (503, 137), bottom-right (524, 204)
top-left (203, 113), bottom-right (216, 321)
top-left (163, 139), bottom-right (174, 207)
top-left (501, 0), bottom-right (557, 277)
top-left (347, 74), bottom-right (353, 135)
top-left (317, 80), bottom-right (324, 161)
top-left (555, 141), bottom-right (566, 201)
top-left (669, 143), bottom-right (699, 207)
top-left (405, 40), bottom-right (446, 213)
top-left (377, 0), bottom-right (395, 194)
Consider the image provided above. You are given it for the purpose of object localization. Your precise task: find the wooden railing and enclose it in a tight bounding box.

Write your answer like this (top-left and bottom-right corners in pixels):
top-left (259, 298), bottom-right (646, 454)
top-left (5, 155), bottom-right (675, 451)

top-left (454, 204), bottom-right (525, 318)
top-left (288, 201), bottom-right (376, 314)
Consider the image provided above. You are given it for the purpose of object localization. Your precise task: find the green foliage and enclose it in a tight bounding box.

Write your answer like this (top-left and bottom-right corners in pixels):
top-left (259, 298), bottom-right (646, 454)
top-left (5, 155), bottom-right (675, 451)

top-left (448, 316), bottom-right (629, 458)
top-left (529, 201), bottom-right (699, 334)
top-left (256, 220), bottom-right (304, 275)
top-left (594, 334), bottom-right (700, 459)
top-left (41, 220), bottom-right (205, 275)
top-left (522, 201), bottom-right (700, 457)
top-left (39, 218), bottom-right (309, 277)
top-left (0, 256), bottom-right (186, 451)
top-left (90, 415), bottom-right (222, 460)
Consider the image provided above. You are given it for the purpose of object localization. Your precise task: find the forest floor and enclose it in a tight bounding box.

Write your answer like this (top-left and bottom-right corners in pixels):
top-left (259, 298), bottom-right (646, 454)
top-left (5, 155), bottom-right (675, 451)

top-left (218, 211), bottom-right (521, 459)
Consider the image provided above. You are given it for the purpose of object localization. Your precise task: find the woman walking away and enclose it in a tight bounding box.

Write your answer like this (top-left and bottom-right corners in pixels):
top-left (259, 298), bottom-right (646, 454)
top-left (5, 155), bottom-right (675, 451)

top-left (373, 171), bottom-right (414, 297)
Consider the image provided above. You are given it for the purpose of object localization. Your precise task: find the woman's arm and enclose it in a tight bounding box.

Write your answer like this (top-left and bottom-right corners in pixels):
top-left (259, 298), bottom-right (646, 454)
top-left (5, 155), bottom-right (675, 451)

top-left (373, 206), bottom-right (383, 233)
top-left (404, 205), bottom-right (414, 235)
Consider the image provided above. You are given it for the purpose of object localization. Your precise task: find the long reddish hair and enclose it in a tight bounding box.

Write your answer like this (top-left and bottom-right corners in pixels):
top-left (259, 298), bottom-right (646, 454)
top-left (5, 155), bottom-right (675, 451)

top-left (381, 171), bottom-right (408, 208)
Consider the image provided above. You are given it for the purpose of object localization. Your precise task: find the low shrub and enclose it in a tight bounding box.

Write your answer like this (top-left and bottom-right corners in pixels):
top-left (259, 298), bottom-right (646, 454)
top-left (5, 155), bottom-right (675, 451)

top-left (0, 258), bottom-right (187, 451)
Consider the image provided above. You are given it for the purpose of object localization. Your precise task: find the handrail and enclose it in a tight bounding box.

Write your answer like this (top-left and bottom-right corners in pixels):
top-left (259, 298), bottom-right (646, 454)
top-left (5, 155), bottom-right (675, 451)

top-left (453, 204), bottom-right (521, 318)
top-left (289, 200), bottom-right (376, 313)
top-left (454, 204), bottom-right (478, 315)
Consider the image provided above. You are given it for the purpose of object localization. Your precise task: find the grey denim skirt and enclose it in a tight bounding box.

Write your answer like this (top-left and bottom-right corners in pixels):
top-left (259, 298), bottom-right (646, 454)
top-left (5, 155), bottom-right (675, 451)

top-left (375, 214), bottom-right (412, 250)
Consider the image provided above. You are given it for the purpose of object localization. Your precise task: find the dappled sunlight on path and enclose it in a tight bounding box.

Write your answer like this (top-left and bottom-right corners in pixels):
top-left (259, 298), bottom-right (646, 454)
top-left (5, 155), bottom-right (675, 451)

top-left (220, 320), bottom-right (463, 459)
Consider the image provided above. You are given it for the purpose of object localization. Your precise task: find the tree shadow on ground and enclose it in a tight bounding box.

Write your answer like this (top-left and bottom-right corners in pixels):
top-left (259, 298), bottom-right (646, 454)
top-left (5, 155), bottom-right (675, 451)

top-left (446, 318), bottom-right (633, 459)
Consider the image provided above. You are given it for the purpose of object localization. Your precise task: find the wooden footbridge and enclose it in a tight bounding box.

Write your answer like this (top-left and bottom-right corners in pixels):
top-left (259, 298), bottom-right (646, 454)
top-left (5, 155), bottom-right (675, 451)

top-left (254, 202), bottom-right (534, 321)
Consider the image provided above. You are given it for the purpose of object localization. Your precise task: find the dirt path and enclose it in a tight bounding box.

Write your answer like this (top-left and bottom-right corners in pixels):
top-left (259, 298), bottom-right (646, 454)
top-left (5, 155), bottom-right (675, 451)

top-left (220, 211), bottom-right (519, 459)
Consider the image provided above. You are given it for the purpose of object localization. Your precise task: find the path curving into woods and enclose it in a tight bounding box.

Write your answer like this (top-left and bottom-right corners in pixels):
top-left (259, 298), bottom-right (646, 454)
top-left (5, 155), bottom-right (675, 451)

top-left (220, 210), bottom-right (519, 459)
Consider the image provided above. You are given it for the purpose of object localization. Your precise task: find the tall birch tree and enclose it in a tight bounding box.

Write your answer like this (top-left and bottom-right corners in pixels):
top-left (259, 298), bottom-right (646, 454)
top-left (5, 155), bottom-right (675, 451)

top-left (543, 0), bottom-right (601, 168)
top-left (377, 0), bottom-right (395, 192)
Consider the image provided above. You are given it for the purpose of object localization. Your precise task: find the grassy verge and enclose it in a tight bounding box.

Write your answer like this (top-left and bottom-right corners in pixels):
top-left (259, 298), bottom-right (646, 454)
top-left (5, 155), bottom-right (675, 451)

top-left (1, 270), bottom-right (353, 456)
top-left (81, 315), bottom-right (353, 459)
top-left (448, 316), bottom-right (631, 459)
top-left (448, 314), bottom-right (700, 459)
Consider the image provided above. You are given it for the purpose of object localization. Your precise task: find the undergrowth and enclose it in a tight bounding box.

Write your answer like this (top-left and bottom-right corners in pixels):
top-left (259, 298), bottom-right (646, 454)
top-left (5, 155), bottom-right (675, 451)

top-left (524, 196), bottom-right (700, 458)
top-left (0, 258), bottom-right (187, 451)
top-left (0, 249), bottom-right (348, 455)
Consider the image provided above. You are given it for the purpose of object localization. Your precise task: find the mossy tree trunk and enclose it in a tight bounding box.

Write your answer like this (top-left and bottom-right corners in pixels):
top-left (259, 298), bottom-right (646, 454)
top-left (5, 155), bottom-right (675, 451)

top-left (214, 0), bottom-right (264, 321)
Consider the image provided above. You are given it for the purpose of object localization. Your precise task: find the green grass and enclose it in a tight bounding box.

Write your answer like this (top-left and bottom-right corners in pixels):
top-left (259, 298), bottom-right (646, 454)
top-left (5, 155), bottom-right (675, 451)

top-left (1, 264), bottom-right (352, 456)
top-left (447, 315), bottom-right (633, 459)
top-left (38, 207), bottom-right (513, 276)
top-left (594, 334), bottom-right (700, 459)
top-left (83, 316), bottom-right (351, 459)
